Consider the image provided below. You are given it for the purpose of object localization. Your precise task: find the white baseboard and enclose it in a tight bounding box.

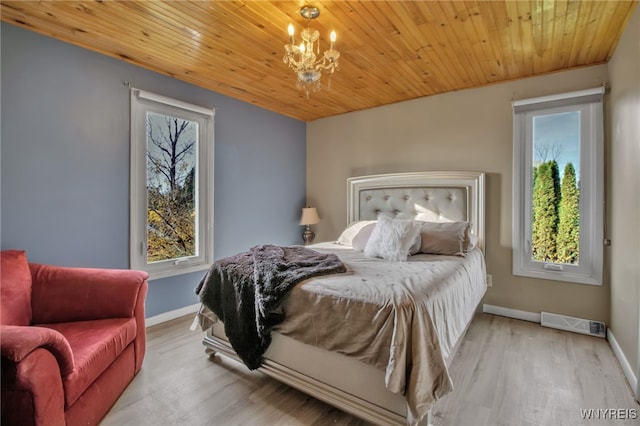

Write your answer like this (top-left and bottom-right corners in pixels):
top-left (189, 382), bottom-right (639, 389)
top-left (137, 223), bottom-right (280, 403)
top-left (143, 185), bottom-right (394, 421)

top-left (483, 304), bottom-right (541, 323)
top-left (146, 303), bottom-right (200, 328)
top-left (607, 329), bottom-right (638, 396)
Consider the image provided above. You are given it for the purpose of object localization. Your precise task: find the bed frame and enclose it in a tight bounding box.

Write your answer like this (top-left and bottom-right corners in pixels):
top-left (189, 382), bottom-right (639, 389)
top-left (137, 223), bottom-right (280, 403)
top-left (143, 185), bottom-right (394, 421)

top-left (202, 170), bottom-right (486, 426)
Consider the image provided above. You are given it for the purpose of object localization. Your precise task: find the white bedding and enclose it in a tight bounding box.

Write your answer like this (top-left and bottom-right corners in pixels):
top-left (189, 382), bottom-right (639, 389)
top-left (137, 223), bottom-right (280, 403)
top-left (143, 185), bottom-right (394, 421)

top-left (273, 242), bottom-right (487, 424)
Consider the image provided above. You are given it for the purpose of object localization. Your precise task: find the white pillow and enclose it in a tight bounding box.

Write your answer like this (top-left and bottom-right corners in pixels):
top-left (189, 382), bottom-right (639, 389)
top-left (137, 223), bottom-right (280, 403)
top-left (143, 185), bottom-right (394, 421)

top-left (364, 216), bottom-right (422, 261)
top-left (468, 233), bottom-right (479, 251)
top-left (409, 234), bottom-right (422, 255)
top-left (352, 222), bottom-right (377, 251)
top-left (353, 221), bottom-right (421, 255)
top-left (336, 221), bottom-right (377, 246)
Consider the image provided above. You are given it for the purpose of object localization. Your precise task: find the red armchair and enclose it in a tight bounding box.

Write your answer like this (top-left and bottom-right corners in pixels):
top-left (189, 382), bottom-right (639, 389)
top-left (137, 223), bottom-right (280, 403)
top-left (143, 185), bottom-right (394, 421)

top-left (1, 250), bottom-right (148, 426)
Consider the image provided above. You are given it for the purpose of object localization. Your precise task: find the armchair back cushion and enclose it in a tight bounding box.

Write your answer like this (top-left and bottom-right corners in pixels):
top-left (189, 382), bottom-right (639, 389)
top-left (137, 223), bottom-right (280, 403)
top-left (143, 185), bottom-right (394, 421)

top-left (1, 250), bottom-right (32, 326)
top-left (30, 264), bottom-right (148, 324)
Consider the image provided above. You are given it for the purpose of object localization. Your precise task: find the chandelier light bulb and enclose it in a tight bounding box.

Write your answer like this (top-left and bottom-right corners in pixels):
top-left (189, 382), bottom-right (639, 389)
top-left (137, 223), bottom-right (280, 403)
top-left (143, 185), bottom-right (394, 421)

top-left (288, 23), bottom-right (294, 44)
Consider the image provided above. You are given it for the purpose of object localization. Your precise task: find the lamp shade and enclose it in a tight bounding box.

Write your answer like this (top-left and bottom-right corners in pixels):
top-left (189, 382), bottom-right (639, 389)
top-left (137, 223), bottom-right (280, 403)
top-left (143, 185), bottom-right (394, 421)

top-left (300, 207), bottom-right (320, 225)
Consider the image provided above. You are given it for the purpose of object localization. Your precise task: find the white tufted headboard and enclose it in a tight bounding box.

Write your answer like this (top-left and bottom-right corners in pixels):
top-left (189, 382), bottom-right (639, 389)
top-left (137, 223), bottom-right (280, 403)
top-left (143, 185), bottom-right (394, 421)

top-left (347, 171), bottom-right (485, 251)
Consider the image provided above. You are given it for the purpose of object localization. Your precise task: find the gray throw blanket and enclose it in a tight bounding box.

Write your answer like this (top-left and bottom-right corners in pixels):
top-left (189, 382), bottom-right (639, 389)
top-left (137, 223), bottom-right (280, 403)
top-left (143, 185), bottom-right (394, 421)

top-left (195, 245), bottom-right (346, 370)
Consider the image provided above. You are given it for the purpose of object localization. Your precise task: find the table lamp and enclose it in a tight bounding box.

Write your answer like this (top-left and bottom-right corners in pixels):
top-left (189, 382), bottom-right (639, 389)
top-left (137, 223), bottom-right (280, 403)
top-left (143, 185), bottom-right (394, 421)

top-left (300, 207), bottom-right (320, 245)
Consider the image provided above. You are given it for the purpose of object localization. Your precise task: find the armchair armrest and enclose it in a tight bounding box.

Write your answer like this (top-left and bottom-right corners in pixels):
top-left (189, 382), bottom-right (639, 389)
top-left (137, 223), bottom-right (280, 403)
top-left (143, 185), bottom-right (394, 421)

top-left (1, 325), bottom-right (74, 375)
top-left (1, 330), bottom-right (67, 426)
top-left (30, 264), bottom-right (149, 324)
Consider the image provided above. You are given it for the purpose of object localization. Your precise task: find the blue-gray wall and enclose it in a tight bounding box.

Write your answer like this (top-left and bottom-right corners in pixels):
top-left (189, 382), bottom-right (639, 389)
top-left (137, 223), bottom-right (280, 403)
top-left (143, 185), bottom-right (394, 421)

top-left (1, 23), bottom-right (307, 317)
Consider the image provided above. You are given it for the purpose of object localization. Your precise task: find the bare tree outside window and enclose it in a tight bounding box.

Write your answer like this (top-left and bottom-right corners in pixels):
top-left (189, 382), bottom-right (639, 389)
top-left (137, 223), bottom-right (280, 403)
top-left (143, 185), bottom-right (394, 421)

top-left (146, 112), bottom-right (198, 262)
top-left (534, 141), bottom-right (563, 165)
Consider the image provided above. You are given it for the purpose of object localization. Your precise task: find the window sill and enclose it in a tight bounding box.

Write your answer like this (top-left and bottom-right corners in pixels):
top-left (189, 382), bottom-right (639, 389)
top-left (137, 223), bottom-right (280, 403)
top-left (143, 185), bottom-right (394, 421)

top-left (513, 268), bottom-right (602, 286)
top-left (144, 263), bottom-right (212, 281)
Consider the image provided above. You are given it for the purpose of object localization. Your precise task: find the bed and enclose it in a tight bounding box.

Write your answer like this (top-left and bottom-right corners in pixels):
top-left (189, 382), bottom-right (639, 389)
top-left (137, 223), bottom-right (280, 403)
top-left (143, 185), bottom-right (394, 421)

top-left (197, 170), bottom-right (487, 426)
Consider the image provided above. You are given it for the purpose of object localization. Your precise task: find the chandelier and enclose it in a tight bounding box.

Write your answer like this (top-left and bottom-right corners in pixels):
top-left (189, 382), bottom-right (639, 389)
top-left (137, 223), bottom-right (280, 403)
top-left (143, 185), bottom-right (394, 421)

top-left (283, 5), bottom-right (340, 98)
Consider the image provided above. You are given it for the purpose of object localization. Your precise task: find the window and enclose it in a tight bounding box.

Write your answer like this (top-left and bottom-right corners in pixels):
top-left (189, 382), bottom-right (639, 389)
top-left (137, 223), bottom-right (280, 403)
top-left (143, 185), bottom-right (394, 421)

top-left (130, 89), bottom-right (214, 279)
top-left (512, 87), bottom-right (604, 285)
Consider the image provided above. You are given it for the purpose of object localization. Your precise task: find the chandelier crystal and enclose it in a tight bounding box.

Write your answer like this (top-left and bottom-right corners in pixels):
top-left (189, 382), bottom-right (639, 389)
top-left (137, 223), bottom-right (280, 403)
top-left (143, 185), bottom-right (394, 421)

top-left (283, 5), bottom-right (340, 98)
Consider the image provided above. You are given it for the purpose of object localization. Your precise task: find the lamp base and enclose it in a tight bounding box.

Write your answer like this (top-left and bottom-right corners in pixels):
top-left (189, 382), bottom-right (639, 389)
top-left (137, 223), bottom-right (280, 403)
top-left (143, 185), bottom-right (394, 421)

top-left (302, 226), bottom-right (315, 245)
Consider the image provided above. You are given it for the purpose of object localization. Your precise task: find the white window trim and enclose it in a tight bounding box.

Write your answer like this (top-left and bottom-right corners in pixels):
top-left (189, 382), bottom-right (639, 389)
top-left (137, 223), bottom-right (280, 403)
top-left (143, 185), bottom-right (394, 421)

top-left (512, 87), bottom-right (604, 285)
top-left (130, 88), bottom-right (215, 280)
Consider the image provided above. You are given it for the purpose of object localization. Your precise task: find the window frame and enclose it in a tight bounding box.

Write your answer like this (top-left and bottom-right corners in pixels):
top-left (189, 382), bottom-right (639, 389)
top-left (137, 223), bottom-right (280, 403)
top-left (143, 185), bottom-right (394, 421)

top-left (512, 87), bottom-right (604, 285)
top-left (130, 88), bottom-right (215, 280)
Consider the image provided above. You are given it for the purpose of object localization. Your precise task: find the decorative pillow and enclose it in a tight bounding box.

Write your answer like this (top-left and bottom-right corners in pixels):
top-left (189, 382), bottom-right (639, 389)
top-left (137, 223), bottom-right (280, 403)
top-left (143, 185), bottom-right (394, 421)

top-left (468, 233), bottom-right (479, 251)
top-left (336, 221), bottom-right (376, 246)
top-left (353, 221), bottom-right (422, 255)
top-left (409, 233), bottom-right (422, 255)
top-left (1, 250), bottom-right (33, 326)
top-left (418, 221), bottom-right (471, 256)
top-left (364, 216), bottom-right (422, 261)
top-left (352, 222), bottom-right (377, 251)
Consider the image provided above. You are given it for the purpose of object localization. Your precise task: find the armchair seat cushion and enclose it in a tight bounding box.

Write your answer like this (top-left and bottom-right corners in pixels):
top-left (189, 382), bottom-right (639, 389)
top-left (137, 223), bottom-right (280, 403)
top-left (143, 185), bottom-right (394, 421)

top-left (40, 317), bottom-right (137, 407)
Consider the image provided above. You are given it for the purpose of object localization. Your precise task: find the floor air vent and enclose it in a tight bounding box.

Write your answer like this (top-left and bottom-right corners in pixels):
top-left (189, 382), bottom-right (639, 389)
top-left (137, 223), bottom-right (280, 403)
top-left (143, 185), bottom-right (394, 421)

top-left (540, 312), bottom-right (606, 338)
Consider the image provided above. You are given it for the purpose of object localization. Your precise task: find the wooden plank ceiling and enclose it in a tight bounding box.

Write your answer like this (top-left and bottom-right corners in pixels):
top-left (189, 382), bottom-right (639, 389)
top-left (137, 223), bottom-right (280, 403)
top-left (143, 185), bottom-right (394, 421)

top-left (1, 1), bottom-right (637, 122)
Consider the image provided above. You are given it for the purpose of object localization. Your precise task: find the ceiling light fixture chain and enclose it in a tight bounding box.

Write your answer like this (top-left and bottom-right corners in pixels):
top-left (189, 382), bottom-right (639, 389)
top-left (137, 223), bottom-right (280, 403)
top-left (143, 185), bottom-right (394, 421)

top-left (283, 5), bottom-right (340, 98)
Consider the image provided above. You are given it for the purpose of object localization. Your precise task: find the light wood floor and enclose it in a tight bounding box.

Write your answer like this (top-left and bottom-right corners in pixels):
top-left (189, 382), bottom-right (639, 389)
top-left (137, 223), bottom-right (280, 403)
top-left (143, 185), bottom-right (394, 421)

top-left (102, 313), bottom-right (638, 426)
